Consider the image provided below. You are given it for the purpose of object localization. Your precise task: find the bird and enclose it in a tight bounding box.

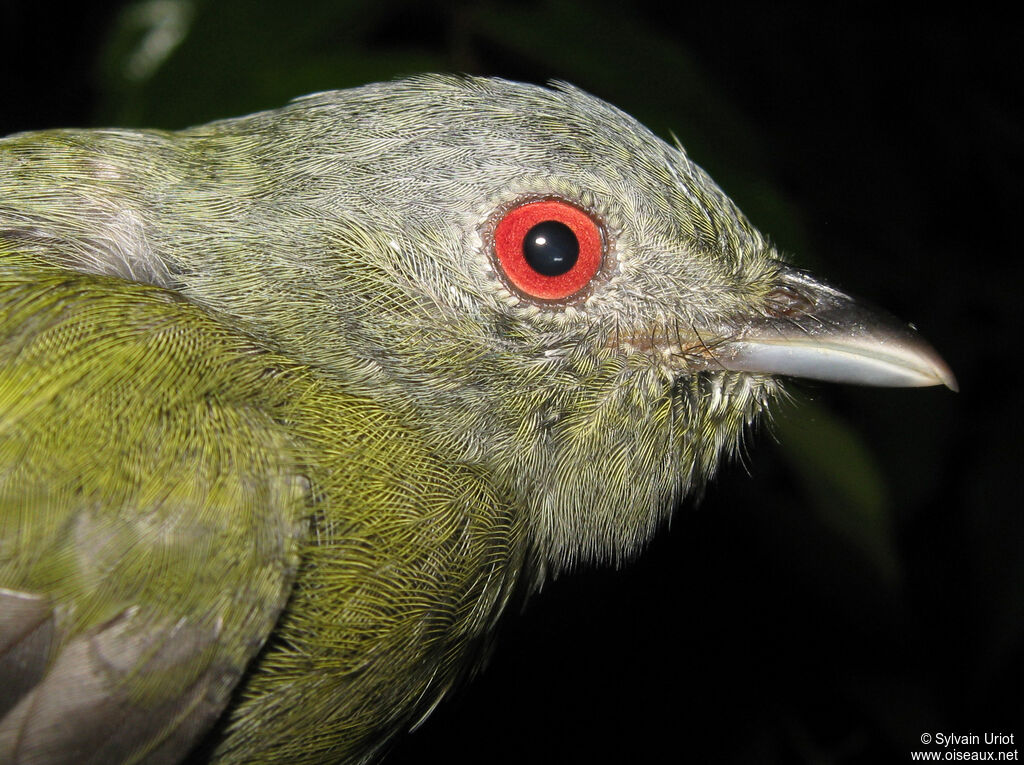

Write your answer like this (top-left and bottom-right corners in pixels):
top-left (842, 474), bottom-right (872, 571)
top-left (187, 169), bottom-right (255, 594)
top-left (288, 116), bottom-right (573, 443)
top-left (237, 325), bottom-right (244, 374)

top-left (0, 74), bottom-right (955, 764)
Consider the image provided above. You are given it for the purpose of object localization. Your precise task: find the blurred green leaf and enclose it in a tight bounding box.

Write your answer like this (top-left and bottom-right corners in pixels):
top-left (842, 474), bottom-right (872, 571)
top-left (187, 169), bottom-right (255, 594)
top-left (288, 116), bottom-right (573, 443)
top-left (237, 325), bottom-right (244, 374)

top-left (97, 0), bottom-right (451, 127)
top-left (774, 394), bottom-right (900, 586)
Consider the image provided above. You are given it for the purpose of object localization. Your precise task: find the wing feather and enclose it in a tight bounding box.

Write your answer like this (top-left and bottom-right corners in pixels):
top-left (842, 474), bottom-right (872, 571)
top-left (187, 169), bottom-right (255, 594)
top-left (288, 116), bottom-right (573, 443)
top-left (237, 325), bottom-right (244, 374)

top-left (0, 252), bottom-right (311, 764)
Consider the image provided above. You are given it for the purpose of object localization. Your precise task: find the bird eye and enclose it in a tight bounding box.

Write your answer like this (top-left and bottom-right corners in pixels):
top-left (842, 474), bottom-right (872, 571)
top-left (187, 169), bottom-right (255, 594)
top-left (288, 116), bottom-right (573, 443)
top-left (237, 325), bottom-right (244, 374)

top-left (492, 199), bottom-right (604, 301)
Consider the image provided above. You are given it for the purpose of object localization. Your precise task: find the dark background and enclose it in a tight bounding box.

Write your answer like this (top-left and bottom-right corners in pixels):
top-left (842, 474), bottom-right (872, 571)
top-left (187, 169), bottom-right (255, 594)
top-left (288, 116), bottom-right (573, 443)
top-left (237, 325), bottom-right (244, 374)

top-left (4, 3), bottom-right (1020, 762)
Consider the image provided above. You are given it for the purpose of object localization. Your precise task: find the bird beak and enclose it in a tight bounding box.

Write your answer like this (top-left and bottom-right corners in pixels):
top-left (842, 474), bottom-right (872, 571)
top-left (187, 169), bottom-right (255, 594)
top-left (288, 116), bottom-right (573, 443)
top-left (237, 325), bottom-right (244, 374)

top-left (709, 266), bottom-right (958, 390)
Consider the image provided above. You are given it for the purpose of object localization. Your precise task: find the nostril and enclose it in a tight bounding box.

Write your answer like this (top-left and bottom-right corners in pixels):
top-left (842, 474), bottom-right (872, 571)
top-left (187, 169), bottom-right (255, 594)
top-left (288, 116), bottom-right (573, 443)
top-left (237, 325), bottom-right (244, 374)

top-left (763, 285), bottom-right (813, 318)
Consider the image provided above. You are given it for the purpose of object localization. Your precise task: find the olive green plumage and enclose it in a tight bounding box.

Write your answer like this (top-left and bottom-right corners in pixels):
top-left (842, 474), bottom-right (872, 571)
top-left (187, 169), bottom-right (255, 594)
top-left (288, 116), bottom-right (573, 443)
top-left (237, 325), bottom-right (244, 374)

top-left (0, 250), bottom-right (520, 763)
top-left (0, 75), bottom-right (947, 763)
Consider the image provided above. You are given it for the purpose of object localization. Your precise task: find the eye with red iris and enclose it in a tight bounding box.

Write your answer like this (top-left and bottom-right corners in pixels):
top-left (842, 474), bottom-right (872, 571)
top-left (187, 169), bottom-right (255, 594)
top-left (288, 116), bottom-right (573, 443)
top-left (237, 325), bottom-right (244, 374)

top-left (492, 199), bottom-right (604, 301)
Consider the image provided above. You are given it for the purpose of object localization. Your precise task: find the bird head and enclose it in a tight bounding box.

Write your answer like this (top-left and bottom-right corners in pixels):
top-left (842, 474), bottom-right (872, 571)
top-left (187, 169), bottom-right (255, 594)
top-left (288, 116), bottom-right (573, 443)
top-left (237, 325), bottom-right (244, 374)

top-left (0, 75), bottom-right (954, 577)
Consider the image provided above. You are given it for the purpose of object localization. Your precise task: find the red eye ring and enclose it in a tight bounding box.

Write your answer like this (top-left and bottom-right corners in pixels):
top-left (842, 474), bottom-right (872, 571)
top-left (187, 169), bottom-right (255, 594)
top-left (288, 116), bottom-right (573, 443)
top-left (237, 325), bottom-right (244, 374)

top-left (492, 199), bottom-right (604, 301)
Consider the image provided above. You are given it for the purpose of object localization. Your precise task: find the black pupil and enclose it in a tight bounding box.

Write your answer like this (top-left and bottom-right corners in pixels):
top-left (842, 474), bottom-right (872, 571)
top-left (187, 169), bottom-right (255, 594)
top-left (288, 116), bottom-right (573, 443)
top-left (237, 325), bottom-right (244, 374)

top-left (522, 220), bottom-right (579, 276)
